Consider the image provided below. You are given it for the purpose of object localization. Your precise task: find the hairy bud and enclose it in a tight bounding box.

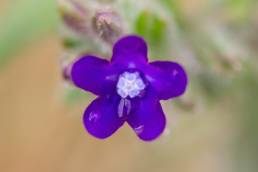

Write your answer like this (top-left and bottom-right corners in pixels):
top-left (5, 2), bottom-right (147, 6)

top-left (58, 0), bottom-right (89, 34)
top-left (92, 11), bottom-right (123, 44)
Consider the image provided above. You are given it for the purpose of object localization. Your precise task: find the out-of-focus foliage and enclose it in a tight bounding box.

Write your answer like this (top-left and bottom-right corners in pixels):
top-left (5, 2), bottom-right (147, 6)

top-left (227, 62), bottom-right (258, 172)
top-left (135, 11), bottom-right (166, 56)
top-left (0, 0), bottom-right (58, 67)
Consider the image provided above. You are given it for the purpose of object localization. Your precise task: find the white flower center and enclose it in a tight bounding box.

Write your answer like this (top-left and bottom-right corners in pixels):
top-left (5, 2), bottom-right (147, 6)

top-left (116, 72), bottom-right (146, 98)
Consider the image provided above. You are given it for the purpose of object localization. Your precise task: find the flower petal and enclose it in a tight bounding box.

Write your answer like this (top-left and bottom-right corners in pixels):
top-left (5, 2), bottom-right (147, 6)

top-left (146, 61), bottom-right (188, 100)
top-left (111, 35), bottom-right (148, 66)
top-left (71, 55), bottom-right (118, 96)
top-left (127, 90), bottom-right (166, 141)
top-left (83, 96), bottom-right (124, 139)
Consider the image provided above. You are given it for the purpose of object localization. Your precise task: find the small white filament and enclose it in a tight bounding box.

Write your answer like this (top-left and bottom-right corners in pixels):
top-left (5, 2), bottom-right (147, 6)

top-left (118, 98), bottom-right (131, 118)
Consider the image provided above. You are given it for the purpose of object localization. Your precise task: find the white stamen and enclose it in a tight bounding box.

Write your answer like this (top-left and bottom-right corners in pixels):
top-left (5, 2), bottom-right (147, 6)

top-left (116, 72), bottom-right (146, 98)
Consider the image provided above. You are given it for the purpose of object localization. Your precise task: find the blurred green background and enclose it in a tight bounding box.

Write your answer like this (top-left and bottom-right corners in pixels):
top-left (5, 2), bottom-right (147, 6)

top-left (0, 0), bottom-right (258, 172)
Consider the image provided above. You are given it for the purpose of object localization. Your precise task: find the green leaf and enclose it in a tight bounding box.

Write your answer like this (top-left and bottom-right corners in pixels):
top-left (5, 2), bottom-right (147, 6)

top-left (134, 11), bottom-right (166, 57)
top-left (226, 0), bottom-right (257, 22)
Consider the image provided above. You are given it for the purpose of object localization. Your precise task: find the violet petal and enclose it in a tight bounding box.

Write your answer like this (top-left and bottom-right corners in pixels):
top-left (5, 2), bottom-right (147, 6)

top-left (83, 96), bottom-right (124, 139)
top-left (127, 89), bottom-right (166, 141)
top-left (71, 55), bottom-right (117, 96)
top-left (146, 61), bottom-right (188, 100)
top-left (111, 35), bottom-right (148, 66)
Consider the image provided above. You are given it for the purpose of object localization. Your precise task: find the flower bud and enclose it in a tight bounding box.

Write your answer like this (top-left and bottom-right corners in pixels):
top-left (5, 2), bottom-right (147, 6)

top-left (58, 0), bottom-right (89, 34)
top-left (92, 11), bottom-right (123, 44)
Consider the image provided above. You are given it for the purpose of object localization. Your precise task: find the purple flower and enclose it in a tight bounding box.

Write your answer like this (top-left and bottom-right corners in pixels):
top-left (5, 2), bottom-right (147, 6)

top-left (71, 35), bottom-right (188, 141)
